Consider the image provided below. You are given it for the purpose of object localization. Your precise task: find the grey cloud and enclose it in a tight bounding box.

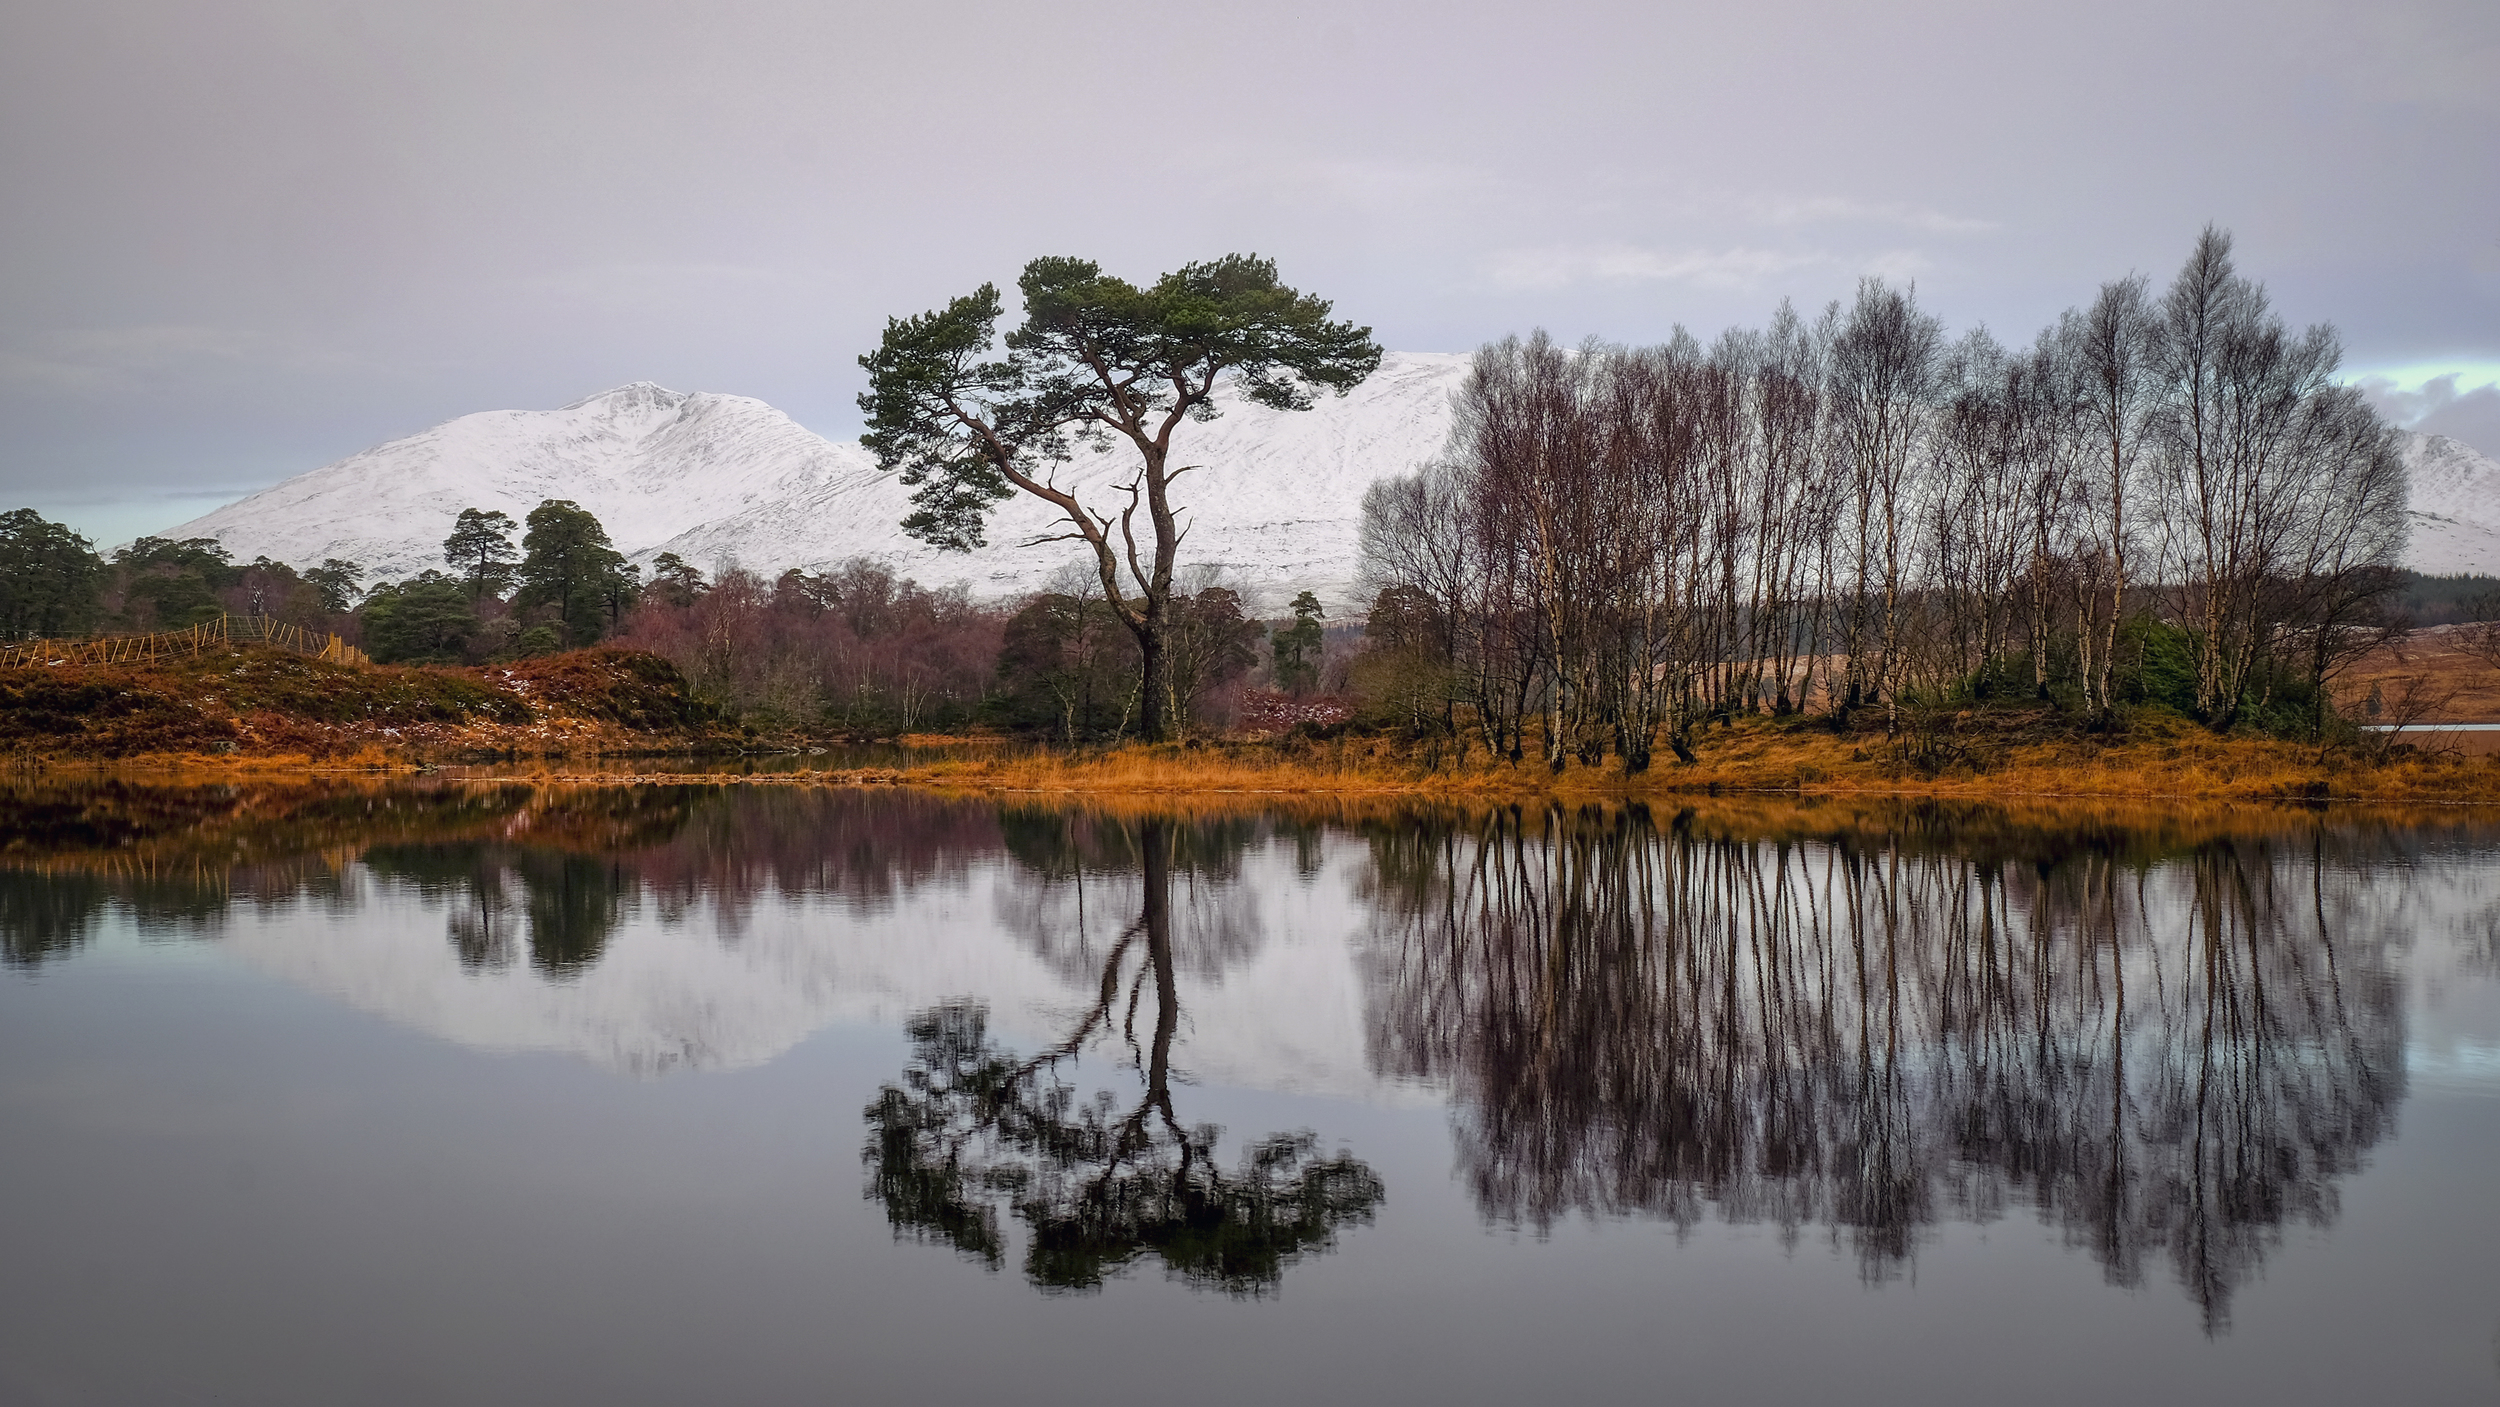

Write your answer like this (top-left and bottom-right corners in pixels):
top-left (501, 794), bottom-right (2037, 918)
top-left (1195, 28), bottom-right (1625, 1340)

top-left (1482, 245), bottom-right (1835, 293)
top-left (2, 0), bottom-right (2495, 541)
top-left (1750, 197), bottom-right (1999, 236)
top-left (2416, 386), bottom-right (2500, 459)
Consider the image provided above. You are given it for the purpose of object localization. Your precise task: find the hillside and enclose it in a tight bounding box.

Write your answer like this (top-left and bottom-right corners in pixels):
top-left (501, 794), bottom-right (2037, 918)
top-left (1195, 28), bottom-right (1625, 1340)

top-left (2395, 432), bottom-right (2500, 576)
top-left (164, 354), bottom-right (1471, 612)
top-left (158, 366), bottom-right (2500, 607)
top-left (0, 645), bottom-right (729, 760)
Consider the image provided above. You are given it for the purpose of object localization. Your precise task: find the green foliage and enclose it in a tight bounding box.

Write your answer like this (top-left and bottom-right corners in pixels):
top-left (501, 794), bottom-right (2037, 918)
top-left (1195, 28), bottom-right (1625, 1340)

top-left (860, 253), bottom-right (1380, 744)
top-left (359, 571), bottom-right (480, 664)
top-left (443, 508), bottom-right (519, 598)
top-left (1272, 590), bottom-right (1325, 694)
top-left (858, 282), bottom-right (1019, 551)
top-left (2104, 618), bottom-right (2324, 736)
top-left (0, 509), bottom-right (103, 640)
top-left (647, 552), bottom-right (706, 608)
top-left (110, 536), bottom-right (236, 629)
top-left (859, 254), bottom-right (1381, 556)
top-left (2115, 619), bottom-right (2198, 717)
top-left (513, 499), bottom-right (636, 645)
top-left (2237, 670), bottom-right (2328, 739)
top-left (302, 558), bottom-right (365, 613)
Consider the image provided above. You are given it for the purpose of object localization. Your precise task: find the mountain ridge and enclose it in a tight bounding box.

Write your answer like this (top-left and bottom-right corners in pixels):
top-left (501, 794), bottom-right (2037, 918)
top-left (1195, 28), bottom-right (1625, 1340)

top-left (161, 360), bottom-right (2500, 609)
top-left (163, 354), bottom-right (1471, 612)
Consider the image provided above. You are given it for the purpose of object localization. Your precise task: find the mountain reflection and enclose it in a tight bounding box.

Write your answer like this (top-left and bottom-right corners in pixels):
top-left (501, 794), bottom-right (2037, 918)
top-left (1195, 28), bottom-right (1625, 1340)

top-left (866, 818), bottom-right (1384, 1295)
top-left (7, 775), bottom-right (2485, 1322)
top-left (1360, 806), bottom-right (2414, 1330)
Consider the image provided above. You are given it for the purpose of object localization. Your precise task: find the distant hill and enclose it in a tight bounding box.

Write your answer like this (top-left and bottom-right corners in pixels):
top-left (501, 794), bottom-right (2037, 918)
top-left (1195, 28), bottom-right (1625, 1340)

top-left (160, 362), bottom-right (2500, 605)
top-left (162, 353), bottom-right (1472, 612)
top-left (2395, 432), bottom-right (2500, 576)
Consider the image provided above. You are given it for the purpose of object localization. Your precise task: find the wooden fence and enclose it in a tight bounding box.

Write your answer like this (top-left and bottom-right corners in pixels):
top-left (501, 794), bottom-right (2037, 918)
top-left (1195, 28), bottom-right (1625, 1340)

top-left (0, 614), bottom-right (371, 669)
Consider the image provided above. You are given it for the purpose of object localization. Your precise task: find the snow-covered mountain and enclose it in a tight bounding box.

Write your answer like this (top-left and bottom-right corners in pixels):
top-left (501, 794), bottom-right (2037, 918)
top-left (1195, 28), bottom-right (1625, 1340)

top-left (159, 365), bottom-right (2500, 605)
top-left (163, 353), bottom-right (1472, 611)
top-left (2397, 433), bottom-right (2500, 576)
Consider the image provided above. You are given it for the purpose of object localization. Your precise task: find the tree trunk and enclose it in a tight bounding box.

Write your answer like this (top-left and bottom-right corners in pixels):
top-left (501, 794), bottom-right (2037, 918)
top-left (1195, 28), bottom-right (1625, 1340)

top-left (1135, 614), bottom-right (1172, 742)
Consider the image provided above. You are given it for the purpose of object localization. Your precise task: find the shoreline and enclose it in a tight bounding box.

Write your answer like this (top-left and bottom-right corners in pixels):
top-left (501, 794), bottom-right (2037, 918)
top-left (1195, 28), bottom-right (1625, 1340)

top-left (28, 714), bottom-right (2500, 810)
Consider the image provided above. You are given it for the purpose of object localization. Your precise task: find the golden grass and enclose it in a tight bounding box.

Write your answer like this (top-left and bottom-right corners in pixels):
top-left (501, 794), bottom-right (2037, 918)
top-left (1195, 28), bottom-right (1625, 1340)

top-left (777, 713), bottom-right (2500, 808)
top-left (35, 740), bottom-right (2500, 861)
top-left (35, 679), bottom-right (2500, 811)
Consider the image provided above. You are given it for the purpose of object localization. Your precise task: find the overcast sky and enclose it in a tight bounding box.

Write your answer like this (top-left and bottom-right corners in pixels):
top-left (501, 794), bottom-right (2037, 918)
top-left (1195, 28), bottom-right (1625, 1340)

top-left (4, 0), bottom-right (2496, 546)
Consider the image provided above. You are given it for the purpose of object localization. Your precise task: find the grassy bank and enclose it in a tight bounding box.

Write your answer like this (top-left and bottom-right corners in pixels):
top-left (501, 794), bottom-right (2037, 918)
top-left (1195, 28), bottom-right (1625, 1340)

top-left (15, 646), bottom-right (2500, 806)
top-left (473, 706), bottom-right (2500, 806)
top-left (0, 643), bottom-right (735, 765)
top-left (899, 707), bottom-right (2500, 805)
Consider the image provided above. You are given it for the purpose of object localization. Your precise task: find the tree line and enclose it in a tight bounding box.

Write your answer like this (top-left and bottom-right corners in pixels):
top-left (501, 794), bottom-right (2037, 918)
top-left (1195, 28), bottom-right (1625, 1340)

top-left (0, 510), bottom-right (363, 643)
top-left (1357, 228), bottom-right (2409, 767)
top-left (0, 494), bottom-right (1328, 737)
top-left (0, 498), bottom-right (643, 664)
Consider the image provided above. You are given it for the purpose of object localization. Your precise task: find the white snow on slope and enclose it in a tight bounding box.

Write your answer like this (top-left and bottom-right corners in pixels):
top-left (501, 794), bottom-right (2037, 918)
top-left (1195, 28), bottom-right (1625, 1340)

top-left (2398, 432), bottom-right (2500, 576)
top-left (159, 370), bottom-right (2500, 603)
top-left (164, 354), bottom-right (1471, 611)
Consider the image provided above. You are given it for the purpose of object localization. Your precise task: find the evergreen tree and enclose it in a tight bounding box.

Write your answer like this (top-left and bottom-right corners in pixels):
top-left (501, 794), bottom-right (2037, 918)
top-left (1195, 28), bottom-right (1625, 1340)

top-left (647, 552), bottom-right (706, 608)
top-left (443, 508), bottom-right (520, 598)
top-left (1272, 590), bottom-right (1325, 694)
top-left (359, 571), bottom-right (480, 663)
top-left (513, 500), bottom-right (633, 645)
top-left (0, 509), bottom-right (103, 640)
top-left (860, 253), bottom-right (1380, 741)
top-left (303, 558), bottom-right (366, 613)
top-left (111, 537), bottom-right (237, 630)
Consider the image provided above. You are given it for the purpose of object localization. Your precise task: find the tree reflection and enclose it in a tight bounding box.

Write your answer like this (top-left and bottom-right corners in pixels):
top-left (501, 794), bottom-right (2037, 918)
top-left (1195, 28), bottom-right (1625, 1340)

top-left (366, 808), bottom-right (684, 977)
top-left (1362, 807), bottom-right (2407, 1330)
top-left (0, 869), bottom-right (109, 968)
top-left (865, 819), bottom-right (1384, 1295)
top-left (0, 778), bottom-right (701, 971)
top-left (992, 808), bottom-right (1272, 986)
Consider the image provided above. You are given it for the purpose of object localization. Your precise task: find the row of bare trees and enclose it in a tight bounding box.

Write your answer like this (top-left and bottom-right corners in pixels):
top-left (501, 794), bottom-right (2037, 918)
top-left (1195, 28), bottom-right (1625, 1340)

top-left (1360, 229), bottom-right (2409, 767)
top-left (612, 559), bottom-right (1003, 732)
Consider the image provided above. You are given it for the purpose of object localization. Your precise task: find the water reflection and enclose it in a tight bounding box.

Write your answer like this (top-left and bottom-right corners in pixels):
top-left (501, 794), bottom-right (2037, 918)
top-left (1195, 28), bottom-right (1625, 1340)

top-left (1360, 806), bottom-right (2414, 1329)
top-left (3, 777), bottom-right (2489, 1328)
top-left (995, 809), bottom-right (1279, 984)
top-left (0, 868), bottom-right (113, 967)
top-left (867, 818), bottom-right (1385, 1295)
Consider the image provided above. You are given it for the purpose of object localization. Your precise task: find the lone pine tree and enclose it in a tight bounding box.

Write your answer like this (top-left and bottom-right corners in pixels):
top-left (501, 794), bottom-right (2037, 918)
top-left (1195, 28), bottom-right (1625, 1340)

top-left (859, 254), bottom-right (1380, 741)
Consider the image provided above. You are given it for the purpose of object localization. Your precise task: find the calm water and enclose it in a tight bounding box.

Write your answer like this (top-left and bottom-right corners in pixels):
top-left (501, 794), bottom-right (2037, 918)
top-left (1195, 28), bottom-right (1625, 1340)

top-left (4, 781), bottom-right (2499, 1406)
